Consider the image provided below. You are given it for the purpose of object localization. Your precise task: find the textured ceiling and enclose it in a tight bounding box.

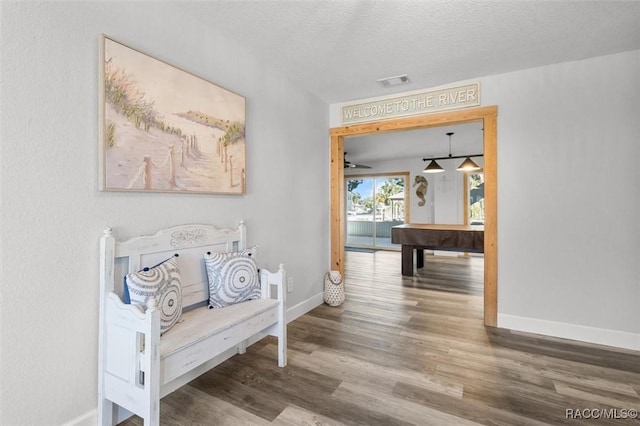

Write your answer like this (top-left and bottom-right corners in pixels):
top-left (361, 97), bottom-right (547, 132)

top-left (185, 0), bottom-right (640, 163)
top-left (191, 0), bottom-right (640, 104)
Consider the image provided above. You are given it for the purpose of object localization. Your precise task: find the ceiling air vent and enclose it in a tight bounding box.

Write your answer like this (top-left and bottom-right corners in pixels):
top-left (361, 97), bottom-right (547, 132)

top-left (377, 74), bottom-right (410, 88)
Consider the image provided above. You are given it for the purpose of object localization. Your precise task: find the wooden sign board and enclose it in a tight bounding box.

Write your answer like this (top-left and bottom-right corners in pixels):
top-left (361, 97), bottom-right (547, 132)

top-left (342, 82), bottom-right (480, 124)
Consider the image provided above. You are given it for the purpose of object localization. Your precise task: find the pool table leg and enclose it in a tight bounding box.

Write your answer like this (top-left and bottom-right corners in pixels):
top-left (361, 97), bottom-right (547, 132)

top-left (401, 245), bottom-right (414, 276)
top-left (416, 248), bottom-right (424, 269)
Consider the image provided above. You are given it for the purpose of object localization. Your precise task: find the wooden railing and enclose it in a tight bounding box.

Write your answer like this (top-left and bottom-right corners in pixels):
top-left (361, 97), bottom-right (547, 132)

top-left (346, 220), bottom-right (404, 238)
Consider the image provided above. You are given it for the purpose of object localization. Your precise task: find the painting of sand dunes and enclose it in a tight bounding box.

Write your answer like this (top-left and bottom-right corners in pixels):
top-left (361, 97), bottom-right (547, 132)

top-left (99, 35), bottom-right (246, 194)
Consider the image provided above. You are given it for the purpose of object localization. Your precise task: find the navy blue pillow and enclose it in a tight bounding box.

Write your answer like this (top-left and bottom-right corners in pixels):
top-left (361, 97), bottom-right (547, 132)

top-left (123, 274), bottom-right (131, 304)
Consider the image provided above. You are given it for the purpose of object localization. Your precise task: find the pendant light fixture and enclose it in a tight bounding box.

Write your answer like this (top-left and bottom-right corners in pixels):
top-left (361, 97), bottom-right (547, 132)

top-left (456, 156), bottom-right (481, 171)
top-left (423, 131), bottom-right (482, 173)
top-left (423, 159), bottom-right (444, 173)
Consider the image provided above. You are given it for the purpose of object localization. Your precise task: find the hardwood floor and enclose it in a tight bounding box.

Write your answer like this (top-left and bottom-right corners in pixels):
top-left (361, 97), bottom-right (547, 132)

top-left (122, 251), bottom-right (640, 425)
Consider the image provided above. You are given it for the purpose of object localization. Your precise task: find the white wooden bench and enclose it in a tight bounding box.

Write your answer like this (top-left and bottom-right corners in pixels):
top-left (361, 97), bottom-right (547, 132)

top-left (98, 221), bottom-right (287, 426)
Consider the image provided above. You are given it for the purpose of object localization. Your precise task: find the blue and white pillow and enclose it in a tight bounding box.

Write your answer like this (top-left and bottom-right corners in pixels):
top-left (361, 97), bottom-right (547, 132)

top-left (125, 256), bottom-right (182, 334)
top-left (204, 247), bottom-right (260, 309)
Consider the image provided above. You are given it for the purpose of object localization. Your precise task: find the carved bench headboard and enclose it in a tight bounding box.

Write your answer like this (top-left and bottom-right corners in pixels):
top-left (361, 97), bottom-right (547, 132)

top-left (108, 222), bottom-right (246, 309)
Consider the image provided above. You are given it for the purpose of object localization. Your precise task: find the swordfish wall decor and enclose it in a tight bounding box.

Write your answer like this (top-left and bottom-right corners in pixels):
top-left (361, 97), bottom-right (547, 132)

top-left (99, 35), bottom-right (246, 194)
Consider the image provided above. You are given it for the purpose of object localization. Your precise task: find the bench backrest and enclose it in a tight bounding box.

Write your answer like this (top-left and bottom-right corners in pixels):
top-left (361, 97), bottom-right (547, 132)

top-left (109, 222), bottom-right (246, 310)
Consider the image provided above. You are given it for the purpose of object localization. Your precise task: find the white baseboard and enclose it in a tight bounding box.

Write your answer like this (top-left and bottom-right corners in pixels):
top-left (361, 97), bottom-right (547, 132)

top-left (61, 409), bottom-right (97, 426)
top-left (498, 313), bottom-right (640, 351)
top-left (287, 292), bottom-right (324, 323)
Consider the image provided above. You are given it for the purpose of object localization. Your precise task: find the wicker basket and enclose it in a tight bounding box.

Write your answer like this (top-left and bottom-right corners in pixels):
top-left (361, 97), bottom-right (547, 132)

top-left (324, 270), bottom-right (345, 306)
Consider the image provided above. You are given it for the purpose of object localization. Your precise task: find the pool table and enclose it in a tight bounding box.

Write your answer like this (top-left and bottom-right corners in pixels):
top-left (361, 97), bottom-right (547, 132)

top-left (391, 224), bottom-right (484, 276)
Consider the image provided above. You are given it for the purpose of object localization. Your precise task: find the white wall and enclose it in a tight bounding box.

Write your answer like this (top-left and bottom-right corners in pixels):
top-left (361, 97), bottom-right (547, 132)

top-left (332, 50), bottom-right (640, 350)
top-left (483, 50), bottom-right (640, 345)
top-left (0, 3), bottom-right (328, 425)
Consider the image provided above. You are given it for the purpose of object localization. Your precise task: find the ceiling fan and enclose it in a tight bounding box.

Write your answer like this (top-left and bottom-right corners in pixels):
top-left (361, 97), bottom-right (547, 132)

top-left (344, 152), bottom-right (371, 169)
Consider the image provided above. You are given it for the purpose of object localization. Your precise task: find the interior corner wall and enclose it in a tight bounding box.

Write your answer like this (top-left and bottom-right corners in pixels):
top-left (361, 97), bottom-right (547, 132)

top-left (332, 49), bottom-right (640, 350)
top-left (0, 3), bottom-right (329, 425)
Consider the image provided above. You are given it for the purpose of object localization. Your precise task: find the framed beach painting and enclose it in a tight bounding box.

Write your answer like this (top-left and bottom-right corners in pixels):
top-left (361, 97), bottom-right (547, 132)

top-left (99, 35), bottom-right (246, 194)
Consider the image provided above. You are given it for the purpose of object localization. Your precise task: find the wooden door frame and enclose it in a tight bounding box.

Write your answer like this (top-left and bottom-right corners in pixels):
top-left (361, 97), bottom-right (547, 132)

top-left (330, 105), bottom-right (498, 326)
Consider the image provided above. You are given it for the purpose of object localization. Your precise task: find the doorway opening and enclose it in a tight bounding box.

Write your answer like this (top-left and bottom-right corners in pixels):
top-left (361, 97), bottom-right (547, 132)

top-left (330, 106), bottom-right (498, 326)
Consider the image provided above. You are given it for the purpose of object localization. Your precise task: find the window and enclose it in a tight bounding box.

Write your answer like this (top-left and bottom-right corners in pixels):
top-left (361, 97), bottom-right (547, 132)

top-left (465, 171), bottom-right (484, 225)
top-left (345, 173), bottom-right (408, 249)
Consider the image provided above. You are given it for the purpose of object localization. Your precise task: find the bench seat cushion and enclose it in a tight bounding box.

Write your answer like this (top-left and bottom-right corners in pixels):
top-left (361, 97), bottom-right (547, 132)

top-left (160, 298), bottom-right (279, 359)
